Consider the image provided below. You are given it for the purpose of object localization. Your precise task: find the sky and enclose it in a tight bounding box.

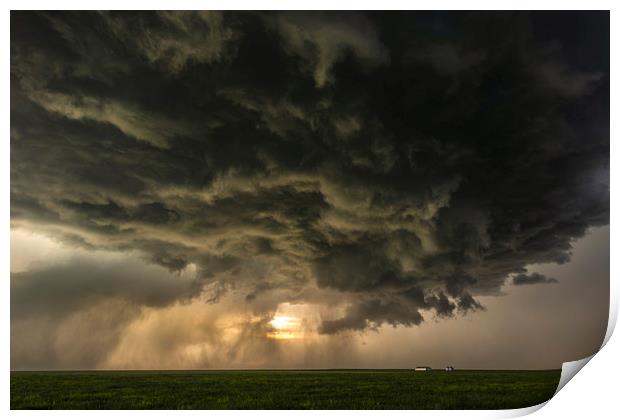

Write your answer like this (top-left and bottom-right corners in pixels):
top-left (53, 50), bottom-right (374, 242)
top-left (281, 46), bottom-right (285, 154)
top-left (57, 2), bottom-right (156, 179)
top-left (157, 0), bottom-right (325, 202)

top-left (10, 11), bottom-right (609, 370)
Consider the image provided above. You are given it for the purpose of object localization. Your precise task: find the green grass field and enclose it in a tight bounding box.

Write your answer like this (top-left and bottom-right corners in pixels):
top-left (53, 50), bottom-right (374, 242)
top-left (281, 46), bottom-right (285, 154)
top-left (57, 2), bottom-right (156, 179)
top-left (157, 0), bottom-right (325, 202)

top-left (11, 369), bottom-right (561, 410)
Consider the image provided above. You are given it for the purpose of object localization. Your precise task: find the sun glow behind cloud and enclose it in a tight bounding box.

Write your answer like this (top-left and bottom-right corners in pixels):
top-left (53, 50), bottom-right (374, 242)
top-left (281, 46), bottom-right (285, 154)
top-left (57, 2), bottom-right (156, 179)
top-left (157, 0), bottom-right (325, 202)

top-left (267, 304), bottom-right (312, 340)
top-left (268, 316), bottom-right (302, 340)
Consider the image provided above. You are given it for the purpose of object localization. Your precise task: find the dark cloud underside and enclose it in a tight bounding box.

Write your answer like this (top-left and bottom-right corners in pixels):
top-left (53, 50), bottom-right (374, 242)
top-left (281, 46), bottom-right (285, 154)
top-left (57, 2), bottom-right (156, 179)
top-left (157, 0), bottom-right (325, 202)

top-left (11, 11), bottom-right (609, 334)
top-left (512, 272), bottom-right (558, 286)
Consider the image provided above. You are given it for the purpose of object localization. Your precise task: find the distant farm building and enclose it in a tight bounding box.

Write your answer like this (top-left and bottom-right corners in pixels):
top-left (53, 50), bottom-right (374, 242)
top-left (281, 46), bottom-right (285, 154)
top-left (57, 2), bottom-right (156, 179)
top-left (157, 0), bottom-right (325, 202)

top-left (445, 366), bottom-right (455, 372)
top-left (414, 366), bottom-right (432, 372)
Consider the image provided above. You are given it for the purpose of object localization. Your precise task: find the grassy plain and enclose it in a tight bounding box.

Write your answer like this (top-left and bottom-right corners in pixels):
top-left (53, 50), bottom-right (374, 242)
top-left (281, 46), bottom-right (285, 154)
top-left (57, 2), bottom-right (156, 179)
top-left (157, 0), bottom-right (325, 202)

top-left (11, 369), bottom-right (561, 410)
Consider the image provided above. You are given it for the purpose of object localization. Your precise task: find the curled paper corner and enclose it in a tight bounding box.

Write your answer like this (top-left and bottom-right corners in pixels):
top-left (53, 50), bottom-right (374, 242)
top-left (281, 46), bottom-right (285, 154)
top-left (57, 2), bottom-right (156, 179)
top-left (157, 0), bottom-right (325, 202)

top-left (556, 273), bottom-right (619, 389)
top-left (500, 294), bottom-right (617, 418)
top-left (496, 355), bottom-right (597, 419)
top-left (554, 354), bottom-right (595, 396)
top-left (552, 292), bottom-right (616, 397)
top-left (517, 282), bottom-right (617, 415)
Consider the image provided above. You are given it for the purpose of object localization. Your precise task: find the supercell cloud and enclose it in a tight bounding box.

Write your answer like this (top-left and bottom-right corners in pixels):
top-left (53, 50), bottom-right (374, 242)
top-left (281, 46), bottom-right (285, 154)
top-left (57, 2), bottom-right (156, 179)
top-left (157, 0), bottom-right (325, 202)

top-left (11, 11), bottom-right (608, 366)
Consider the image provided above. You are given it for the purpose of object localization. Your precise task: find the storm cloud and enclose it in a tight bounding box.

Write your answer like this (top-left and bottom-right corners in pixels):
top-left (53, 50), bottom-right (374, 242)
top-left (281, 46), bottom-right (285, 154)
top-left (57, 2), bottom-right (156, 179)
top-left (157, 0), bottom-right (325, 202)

top-left (512, 272), bottom-right (558, 286)
top-left (11, 10), bottom-right (608, 342)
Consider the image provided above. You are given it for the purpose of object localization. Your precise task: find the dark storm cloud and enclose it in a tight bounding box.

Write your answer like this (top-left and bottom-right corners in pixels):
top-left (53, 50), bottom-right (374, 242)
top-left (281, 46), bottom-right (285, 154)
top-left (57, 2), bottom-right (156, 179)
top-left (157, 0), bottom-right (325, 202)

top-left (319, 299), bottom-right (424, 334)
top-left (512, 272), bottom-right (559, 286)
top-left (10, 255), bottom-right (200, 369)
top-left (11, 11), bottom-right (609, 334)
top-left (10, 257), bottom-right (196, 321)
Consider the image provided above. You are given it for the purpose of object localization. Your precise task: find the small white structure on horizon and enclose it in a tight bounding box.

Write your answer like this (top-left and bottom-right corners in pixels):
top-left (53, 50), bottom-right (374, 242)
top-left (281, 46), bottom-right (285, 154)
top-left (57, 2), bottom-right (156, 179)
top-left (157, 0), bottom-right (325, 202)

top-left (414, 366), bottom-right (432, 372)
top-left (445, 366), bottom-right (455, 372)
